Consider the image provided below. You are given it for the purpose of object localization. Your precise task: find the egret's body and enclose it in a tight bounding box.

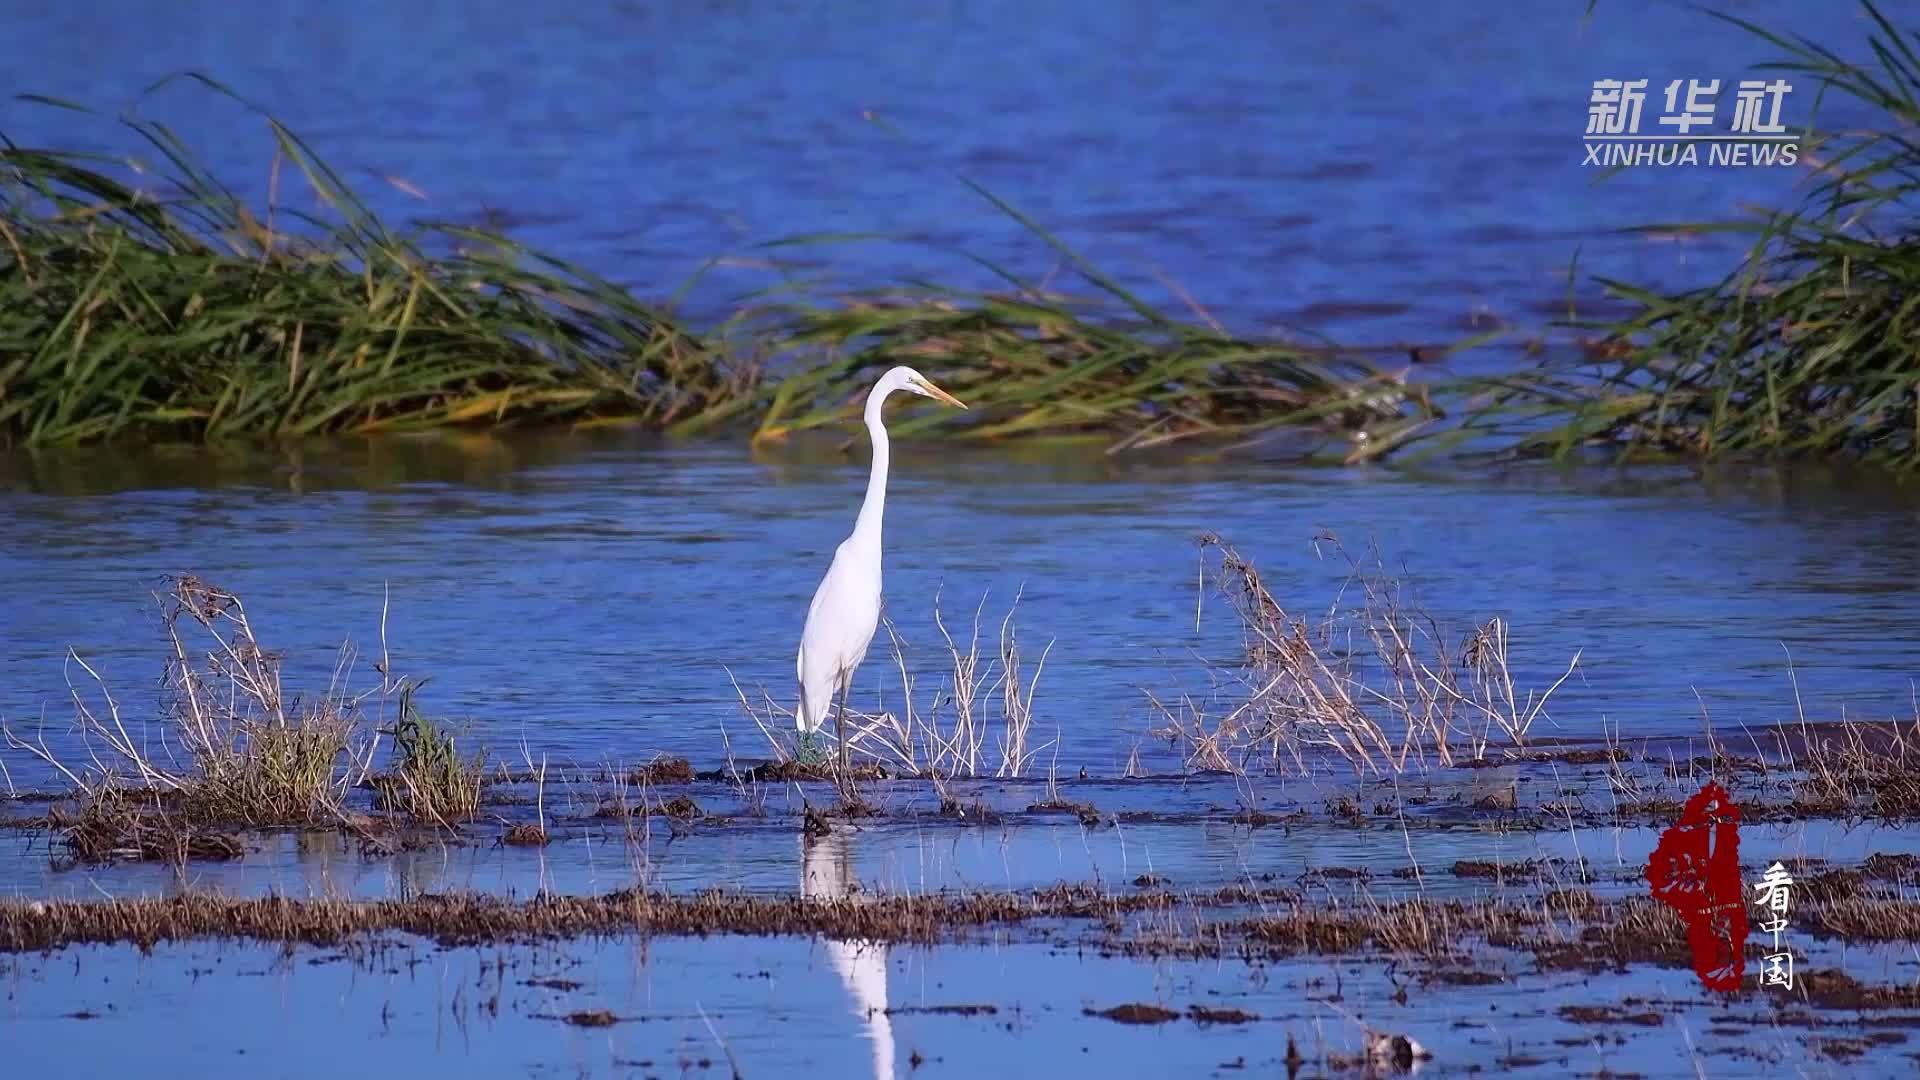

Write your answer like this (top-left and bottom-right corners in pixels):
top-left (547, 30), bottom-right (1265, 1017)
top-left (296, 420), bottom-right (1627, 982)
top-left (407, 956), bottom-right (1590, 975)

top-left (796, 366), bottom-right (967, 779)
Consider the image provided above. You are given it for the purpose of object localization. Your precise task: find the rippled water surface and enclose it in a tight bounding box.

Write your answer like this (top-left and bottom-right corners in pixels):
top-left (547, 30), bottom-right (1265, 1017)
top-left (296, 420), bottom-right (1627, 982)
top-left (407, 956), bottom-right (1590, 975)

top-left (5, 0), bottom-right (1911, 785)
top-left (6, 6), bottom-right (1920, 1076)
top-left (27, 934), bottom-right (1884, 1080)
top-left (2, 435), bottom-right (1918, 789)
top-left (2, 1), bottom-right (1881, 342)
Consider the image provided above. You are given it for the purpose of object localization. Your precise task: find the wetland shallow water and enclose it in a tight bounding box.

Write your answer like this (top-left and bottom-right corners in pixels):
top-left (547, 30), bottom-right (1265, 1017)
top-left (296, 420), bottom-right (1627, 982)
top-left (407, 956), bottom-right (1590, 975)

top-left (3, 429), bottom-right (1919, 1080)
top-left (3, 435), bottom-right (1918, 791)
top-left (8, 933), bottom-right (1832, 1080)
top-left (7, 3), bottom-right (1920, 1076)
top-left (7, 882), bottom-right (1920, 1078)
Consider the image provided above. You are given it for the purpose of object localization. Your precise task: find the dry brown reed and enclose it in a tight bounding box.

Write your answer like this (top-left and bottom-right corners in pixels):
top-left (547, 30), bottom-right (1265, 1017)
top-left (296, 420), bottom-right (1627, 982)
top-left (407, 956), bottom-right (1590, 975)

top-left (8, 884), bottom-right (1919, 969)
top-left (1, 576), bottom-right (489, 855)
top-left (1150, 533), bottom-right (1582, 776)
top-left (729, 587), bottom-right (1053, 781)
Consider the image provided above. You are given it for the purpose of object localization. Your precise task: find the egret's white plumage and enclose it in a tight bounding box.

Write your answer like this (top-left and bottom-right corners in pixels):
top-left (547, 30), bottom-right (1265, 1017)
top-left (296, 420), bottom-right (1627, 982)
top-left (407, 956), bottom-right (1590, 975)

top-left (796, 366), bottom-right (967, 774)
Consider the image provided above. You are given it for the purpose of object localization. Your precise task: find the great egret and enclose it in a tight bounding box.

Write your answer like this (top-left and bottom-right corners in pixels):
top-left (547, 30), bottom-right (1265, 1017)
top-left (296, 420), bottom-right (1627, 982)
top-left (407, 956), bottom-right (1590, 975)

top-left (796, 365), bottom-right (968, 783)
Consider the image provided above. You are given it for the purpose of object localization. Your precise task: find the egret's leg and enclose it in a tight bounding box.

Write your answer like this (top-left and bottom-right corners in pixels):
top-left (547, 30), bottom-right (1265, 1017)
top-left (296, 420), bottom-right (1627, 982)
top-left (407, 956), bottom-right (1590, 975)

top-left (834, 671), bottom-right (852, 797)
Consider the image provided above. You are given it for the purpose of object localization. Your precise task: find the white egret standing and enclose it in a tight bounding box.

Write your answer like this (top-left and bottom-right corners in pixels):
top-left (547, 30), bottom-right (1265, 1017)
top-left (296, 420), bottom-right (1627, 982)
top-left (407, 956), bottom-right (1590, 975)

top-left (796, 365), bottom-right (967, 786)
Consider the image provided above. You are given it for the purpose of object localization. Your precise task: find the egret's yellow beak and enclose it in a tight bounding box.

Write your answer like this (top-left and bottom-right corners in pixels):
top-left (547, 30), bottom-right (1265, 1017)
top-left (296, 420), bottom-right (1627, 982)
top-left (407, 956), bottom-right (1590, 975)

top-left (916, 377), bottom-right (968, 410)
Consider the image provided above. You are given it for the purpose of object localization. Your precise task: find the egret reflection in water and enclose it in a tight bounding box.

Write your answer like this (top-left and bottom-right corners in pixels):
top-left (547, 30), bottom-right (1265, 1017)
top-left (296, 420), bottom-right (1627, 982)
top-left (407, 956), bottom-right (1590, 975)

top-left (801, 830), bottom-right (895, 1079)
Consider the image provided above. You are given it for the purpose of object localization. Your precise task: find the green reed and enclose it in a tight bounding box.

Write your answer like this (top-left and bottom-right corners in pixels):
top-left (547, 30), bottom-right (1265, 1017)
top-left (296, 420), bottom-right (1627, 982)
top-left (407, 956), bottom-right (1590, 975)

top-left (0, 76), bottom-right (1434, 455)
top-left (1458, 0), bottom-right (1920, 468)
top-left (0, 77), bottom-right (749, 447)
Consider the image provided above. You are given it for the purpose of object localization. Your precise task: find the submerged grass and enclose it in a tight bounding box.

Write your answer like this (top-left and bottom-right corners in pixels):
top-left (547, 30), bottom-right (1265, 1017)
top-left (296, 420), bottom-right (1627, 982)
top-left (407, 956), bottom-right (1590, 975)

top-left (0, 77), bottom-right (1435, 455)
top-left (9, 883), bottom-right (1920, 973)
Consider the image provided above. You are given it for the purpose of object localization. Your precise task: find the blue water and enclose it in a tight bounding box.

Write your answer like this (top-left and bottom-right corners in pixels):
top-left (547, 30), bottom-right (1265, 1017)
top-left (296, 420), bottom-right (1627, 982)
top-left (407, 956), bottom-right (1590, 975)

top-left (2, 0), bottom-right (1878, 344)
top-left (13, 782), bottom-right (1920, 904)
top-left (7, 0), bottom-right (1911, 788)
top-left (0, 935), bottom-right (1717, 1079)
top-left (1, 436), bottom-right (1918, 791)
top-left (7, 6), bottom-right (1920, 1078)
top-left (5, 913), bottom-right (1909, 1078)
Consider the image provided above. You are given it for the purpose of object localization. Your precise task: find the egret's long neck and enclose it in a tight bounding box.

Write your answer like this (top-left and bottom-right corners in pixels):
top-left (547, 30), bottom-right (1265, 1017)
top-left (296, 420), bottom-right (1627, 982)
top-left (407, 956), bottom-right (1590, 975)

top-left (850, 389), bottom-right (891, 547)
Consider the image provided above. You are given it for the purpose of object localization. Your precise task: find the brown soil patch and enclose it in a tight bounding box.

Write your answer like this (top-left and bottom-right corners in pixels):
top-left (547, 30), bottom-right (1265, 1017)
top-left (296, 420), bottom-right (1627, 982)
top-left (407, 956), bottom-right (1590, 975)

top-left (729, 761), bottom-right (888, 785)
top-left (1086, 1004), bottom-right (1180, 1025)
top-left (1423, 969), bottom-right (1507, 986)
top-left (590, 795), bottom-right (701, 822)
top-left (49, 799), bottom-right (245, 864)
top-left (525, 978), bottom-right (582, 991)
top-left (501, 823), bottom-right (550, 847)
top-left (1863, 853), bottom-right (1920, 882)
top-left (1027, 800), bottom-right (1103, 828)
top-left (1796, 971), bottom-right (1920, 1011)
top-left (630, 758), bottom-right (694, 785)
top-left (1451, 858), bottom-right (1563, 880)
top-left (1796, 867), bottom-right (1868, 904)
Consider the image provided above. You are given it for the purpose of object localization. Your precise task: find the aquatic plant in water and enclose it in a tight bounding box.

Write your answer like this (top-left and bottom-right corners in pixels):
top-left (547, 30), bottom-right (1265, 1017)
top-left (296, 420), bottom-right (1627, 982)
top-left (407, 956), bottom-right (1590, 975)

top-left (0, 77), bottom-right (1434, 456)
top-left (1459, 0), bottom-right (1920, 469)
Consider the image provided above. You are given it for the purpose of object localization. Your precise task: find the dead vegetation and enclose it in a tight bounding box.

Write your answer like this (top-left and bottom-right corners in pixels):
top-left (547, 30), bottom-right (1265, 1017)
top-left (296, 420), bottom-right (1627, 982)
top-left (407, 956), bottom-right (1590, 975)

top-left (728, 587), bottom-right (1055, 785)
top-left (1773, 692), bottom-right (1920, 820)
top-left (1, 577), bottom-right (490, 861)
top-left (12, 882), bottom-right (1920, 980)
top-left (3, 547), bottom-right (1917, 874)
top-left (1149, 533), bottom-right (1582, 776)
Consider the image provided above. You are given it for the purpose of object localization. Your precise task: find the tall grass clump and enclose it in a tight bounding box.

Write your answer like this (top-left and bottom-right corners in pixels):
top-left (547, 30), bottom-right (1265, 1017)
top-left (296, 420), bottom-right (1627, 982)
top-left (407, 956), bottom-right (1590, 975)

top-left (734, 263), bottom-right (1441, 457)
top-left (0, 76), bottom-right (747, 447)
top-left (1467, 1), bottom-right (1920, 468)
top-left (0, 77), bottom-right (1442, 456)
top-left (2, 576), bottom-right (374, 825)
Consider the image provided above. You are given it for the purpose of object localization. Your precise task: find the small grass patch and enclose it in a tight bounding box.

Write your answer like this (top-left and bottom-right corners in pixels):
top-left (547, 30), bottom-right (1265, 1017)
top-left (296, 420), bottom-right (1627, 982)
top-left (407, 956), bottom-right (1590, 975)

top-left (2, 575), bottom-right (492, 847)
top-left (3, 576), bottom-right (372, 830)
top-left (370, 681), bottom-right (485, 825)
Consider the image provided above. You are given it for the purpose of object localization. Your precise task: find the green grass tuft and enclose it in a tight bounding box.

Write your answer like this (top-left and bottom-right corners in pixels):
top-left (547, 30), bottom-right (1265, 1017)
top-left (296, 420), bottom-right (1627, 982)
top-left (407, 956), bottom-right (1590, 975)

top-left (1459, 0), bottom-right (1920, 469)
top-left (0, 76), bottom-right (1437, 458)
top-left (372, 680), bottom-right (486, 825)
